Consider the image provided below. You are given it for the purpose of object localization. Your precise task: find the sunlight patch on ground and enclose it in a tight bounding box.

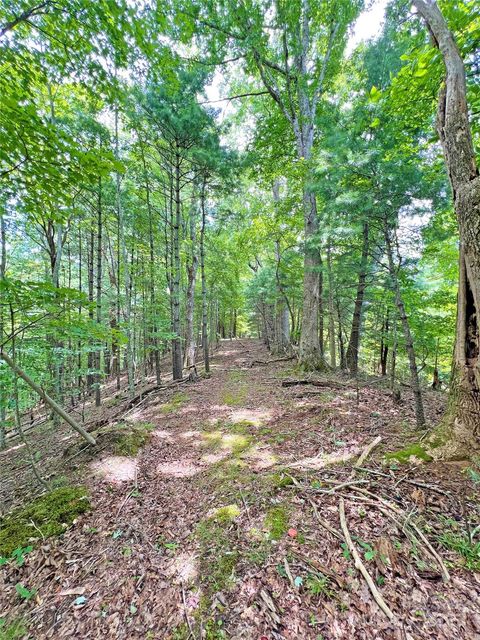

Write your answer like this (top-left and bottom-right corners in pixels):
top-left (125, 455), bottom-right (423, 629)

top-left (288, 445), bottom-right (361, 470)
top-left (180, 430), bottom-right (203, 439)
top-left (243, 446), bottom-right (277, 470)
top-left (167, 551), bottom-right (198, 584)
top-left (91, 456), bottom-right (138, 483)
top-left (201, 450), bottom-right (231, 464)
top-left (157, 458), bottom-right (202, 478)
top-left (152, 429), bottom-right (172, 440)
top-left (229, 408), bottom-right (273, 426)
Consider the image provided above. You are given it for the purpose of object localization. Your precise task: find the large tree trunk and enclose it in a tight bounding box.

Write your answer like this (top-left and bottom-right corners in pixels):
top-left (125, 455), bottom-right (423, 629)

top-left (385, 227), bottom-right (426, 428)
top-left (185, 195), bottom-right (199, 371)
top-left (346, 222), bottom-right (369, 373)
top-left (171, 150), bottom-right (183, 380)
top-left (200, 180), bottom-right (210, 373)
top-left (95, 177), bottom-right (102, 407)
top-left (0, 211), bottom-right (6, 450)
top-left (413, 0), bottom-right (480, 455)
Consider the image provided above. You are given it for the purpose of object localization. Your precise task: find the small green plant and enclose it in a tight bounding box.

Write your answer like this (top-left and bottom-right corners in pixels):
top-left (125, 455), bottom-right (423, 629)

top-left (0, 545), bottom-right (33, 567)
top-left (438, 531), bottom-right (480, 570)
top-left (384, 444), bottom-right (432, 464)
top-left (15, 583), bottom-right (36, 601)
top-left (0, 618), bottom-right (27, 640)
top-left (306, 574), bottom-right (334, 598)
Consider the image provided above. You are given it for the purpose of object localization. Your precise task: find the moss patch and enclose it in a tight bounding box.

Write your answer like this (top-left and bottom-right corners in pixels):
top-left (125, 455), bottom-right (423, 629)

top-left (161, 392), bottom-right (188, 414)
top-left (384, 444), bottom-right (433, 465)
top-left (196, 515), bottom-right (239, 593)
top-left (114, 422), bottom-right (155, 456)
top-left (264, 505), bottom-right (289, 541)
top-left (0, 486), bottom-right (90, 556)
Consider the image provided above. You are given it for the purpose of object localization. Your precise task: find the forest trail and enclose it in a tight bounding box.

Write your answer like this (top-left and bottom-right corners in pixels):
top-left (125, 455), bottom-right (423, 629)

top-left (2, 339), bottom-right (480, 639)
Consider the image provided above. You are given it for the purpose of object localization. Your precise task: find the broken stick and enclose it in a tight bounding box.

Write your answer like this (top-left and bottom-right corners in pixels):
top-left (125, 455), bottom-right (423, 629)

top-left (339, 498), bottom-right (395, 622)
top-left (354, 436), bottom-right (382, 468)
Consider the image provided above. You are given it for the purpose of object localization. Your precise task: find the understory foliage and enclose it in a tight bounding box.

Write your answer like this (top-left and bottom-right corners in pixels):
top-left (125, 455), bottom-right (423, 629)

top-left (0, 0), bottom-right (479, 456)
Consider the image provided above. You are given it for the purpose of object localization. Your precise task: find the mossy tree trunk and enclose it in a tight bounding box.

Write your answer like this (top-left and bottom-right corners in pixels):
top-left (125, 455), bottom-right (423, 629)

top-left (413, 0), bottom-right (480, 455)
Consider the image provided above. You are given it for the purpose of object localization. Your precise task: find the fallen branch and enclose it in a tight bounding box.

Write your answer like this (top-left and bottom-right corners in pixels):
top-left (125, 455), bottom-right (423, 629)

top-left (250, 355), bottom-right (295, 367)
top-left (282, 378), bottom-right (348, 389)
top-left (354, 436), bottom-right (382, 468)
top-left (308, 498), bottom-right (343, 540)
top-left (1, 349), bottom-right (96, 445)
top-left (353, 487), bottom-right (450, 583)
top-left (339, 498), bottom-right (395, 622)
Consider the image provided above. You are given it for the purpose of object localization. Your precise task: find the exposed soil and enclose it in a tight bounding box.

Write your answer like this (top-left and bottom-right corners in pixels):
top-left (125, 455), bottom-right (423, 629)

top-left (1, 339), bottom-right (480, 639)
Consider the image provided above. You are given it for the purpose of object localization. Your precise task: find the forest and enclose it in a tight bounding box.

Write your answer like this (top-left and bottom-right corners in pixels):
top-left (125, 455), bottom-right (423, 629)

top-left (0, 0), bottom-right (479, 638)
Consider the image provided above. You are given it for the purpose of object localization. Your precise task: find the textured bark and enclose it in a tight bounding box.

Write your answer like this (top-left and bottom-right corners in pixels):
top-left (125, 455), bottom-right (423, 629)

top-left (413, 0), bottom-right (480, 455)
top-left (346, 222), bottom-right (369, 373)
top-left (95, 177), bottom-right (102, 407)
top-left (327, 239), bottom-right (336, 368)
top-left (200, 181), bottom-right (210, 373)
top-left (0, 212), bottom-right (6, 449)
top-left (385, 228), bottom-right (426, 428)
top-left (185, 194), bottom-right (199, 371)
top-left (171, 150), bottom-right (183, 380)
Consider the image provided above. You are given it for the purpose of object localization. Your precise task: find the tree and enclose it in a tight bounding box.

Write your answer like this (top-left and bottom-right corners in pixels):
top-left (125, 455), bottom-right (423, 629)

top-left (412, 0), bottom-right (480, 455)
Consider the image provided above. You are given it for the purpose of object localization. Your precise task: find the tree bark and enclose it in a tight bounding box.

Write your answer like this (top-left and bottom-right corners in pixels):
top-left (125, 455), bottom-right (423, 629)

top-left (0, 349), bottom-right (96, 445)
top-left (346, 222), bottom-right (369, 373)
top-left (412, 0), bottom-right (480, 454)
top-left (385, 226), bottom-right (426, 428)
top-left (172, 149), bottom-right (184, 380)
top-left (185, 191), bottom-right (199, 371)
top-left (200, 180), bottom-right (210, 373)
top-left (0, 211), bottom-right (6, 449)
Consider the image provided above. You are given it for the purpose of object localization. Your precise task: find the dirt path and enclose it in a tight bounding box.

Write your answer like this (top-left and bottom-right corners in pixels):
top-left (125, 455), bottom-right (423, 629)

top-left (1, 339), bottom-right (480, 639)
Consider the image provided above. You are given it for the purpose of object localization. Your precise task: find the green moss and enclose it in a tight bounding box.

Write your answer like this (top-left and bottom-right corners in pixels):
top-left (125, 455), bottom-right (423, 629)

top-left (0, 486), bottom-right (90, 556)
top-left (211, 504), bottom-right (241, 522)
top-left (114, 422), bottom-right (155, 456)
top-left (161, 392), bottom-right (188, 414)
top-left (384, 444), bottom-right (433, 464)
top-left (269, 472), bottom-right (294, 489)
top-left (196, 516), bottom-right (239, 593)
top-left (264, 505), bottom-right (289, 541)
top-left (220, 387), bottom-right (247, 407)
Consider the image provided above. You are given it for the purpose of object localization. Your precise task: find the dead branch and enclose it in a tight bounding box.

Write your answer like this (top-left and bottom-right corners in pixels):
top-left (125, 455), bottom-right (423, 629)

top-left (354, 436), bottom-right (382, 468)
top-left (339, 498), bottom-right (395, 621)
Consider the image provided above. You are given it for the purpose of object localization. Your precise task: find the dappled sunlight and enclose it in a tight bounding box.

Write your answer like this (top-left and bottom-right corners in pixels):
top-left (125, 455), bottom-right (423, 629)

top-left (166, 551), bottom-right (198, 584)
top-left (201, 450), bottom-right (231, 464)
top-left (157, 458), bottom-right (202, 478)
top-left (243, 446), bottom-right (277, 470)
top-left (229, 408), bottom-right (273, 426)
top-left (152, 429), bottom-right (172, 440)
top-left (90, 456), bottom-right (138, 483)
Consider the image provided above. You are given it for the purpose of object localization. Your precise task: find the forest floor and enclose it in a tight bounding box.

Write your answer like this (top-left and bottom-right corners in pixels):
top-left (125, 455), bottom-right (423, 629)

top-left (1, 339), bottom-right (480, 639)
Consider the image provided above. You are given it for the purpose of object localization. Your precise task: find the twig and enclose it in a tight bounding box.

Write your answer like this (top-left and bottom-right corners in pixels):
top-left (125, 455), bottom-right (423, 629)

top-left (353, 487), bottom-right (450, 583)
top-left (354, 436), bottom-right (382, 468)
top-left (339, 498), bottom-right (395, 622)
top-left (308, 498), bottom-right (343, 540)
top-left (181, 584), bottom-right (196, 639)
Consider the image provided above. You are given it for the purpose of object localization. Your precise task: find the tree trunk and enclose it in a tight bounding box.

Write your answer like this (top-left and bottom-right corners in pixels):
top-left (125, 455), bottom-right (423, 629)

top-left (385, 226), bottom-right (426, 428)
top-left (172, 150), bottom-right (183, 380)
top-left (185, 192), bottom-right (199, 371)
top-left (327, 239), bottom-right (336, 368)
top-left (200, 180), bottom-right (210, 373)
top-left (115, 106), bottom-right (134, 396)
top-left (0, 211), bottom-right (6, 450)
top-left (346, 221), bottom-right (369, 373)
top-left (95, 177), bottom-right (102, 407)
top-left (413, 0), bottom-right (480, 455)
